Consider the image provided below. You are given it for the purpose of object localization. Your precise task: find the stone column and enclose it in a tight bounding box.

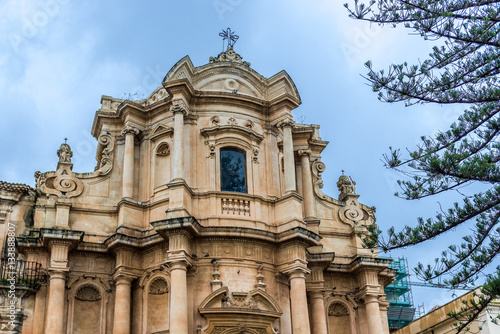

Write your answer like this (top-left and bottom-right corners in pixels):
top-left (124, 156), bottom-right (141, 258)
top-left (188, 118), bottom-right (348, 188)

top-left (364, 294), bottom-right (384, 334)
top-left (288, 269), bottom-right (311, 334)
top-left (279, 119), bottom-right (296, 193)
top-left (171, 102), bottom-right (187, 180)
top-left (44, 240), bottom-right (72, 334)
top-left (298, 150), bottom-right (315, 219)
top-left (113, 275), bottom-right (133, 334)
top-left (44, 270), bottom-right (67, 334)
top-left (169, 260), bottom-right (189, 333)
top-left (121, 126), bottom-right (139, 199)
top-left (309, 291), bottom-right (328, 334)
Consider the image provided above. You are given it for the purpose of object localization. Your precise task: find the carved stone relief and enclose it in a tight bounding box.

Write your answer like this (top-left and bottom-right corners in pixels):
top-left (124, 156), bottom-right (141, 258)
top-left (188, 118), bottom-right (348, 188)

top-left (209, 143), bottom-right (216, 159)
top-left (209, 46), bottom-right (251, 67)
top-left (75, 285), bottom-right (102, 301)
top-left (149, 277), bottom-right (169, 295)
top-left (211, 116), bottom-right (220, 126)
top-left (328, 302), bottom-right (349, 317)
top-left (35, 143), bottom-right (84, 198)
top-left (338, 199), bottom-right (364, 226)
top-left (245, 120), bottom-right (254, 129)
top-left (252, 147), bottom-right (259, 163)
top-left (57, 143), bottom-right (72, 163)
top-left (156, 143), bottom-right (170, 156)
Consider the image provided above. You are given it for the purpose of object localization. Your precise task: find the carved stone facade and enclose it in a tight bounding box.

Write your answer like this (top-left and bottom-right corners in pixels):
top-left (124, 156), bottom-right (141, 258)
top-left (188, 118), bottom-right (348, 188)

top-left (0, 47), bottom-right (394, 333)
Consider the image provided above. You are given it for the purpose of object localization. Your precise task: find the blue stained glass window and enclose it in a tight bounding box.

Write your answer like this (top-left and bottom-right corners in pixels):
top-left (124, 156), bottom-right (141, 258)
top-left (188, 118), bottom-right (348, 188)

top-left (220, 148), bottom-right (246, 193)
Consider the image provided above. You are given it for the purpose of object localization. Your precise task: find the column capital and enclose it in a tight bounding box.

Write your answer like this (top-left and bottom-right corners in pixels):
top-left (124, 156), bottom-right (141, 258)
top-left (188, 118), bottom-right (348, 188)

top-left (277, 118), bottom-right (294, 129)
top-left (47, 239), bottom-right (74, 250)
top-left (281, 263), bottom-right (311, 279)
top-left (112, 272), bottom-right (135, 285)
top-left (166, 255), bottom-right (193, 270)
top-left (47, 269), bottom-right (68, 280)
top-left (308, 289), bottom-right (326, 299)
top-left (170, 100), bottom-right (189, 115)
top-left (298, 149), bottom-right (312, 157)
top-left (121, 125), bottom-right (140, 136)
top-left (361, 293), bottom-right (380, 304)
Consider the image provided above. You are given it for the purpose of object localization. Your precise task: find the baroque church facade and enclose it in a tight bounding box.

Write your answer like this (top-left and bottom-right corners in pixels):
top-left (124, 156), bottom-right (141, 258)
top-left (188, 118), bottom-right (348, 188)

top-left (0, 46), bottom-right (394, 334)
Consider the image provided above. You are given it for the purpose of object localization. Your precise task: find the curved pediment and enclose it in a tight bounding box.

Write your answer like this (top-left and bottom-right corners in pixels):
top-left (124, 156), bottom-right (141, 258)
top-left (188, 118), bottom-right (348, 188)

top-left (199, 286), bottom-right (282, 318)
top-left (162, 48), bottom-right (301, 106)
top-left (200, 124), bottom-right (264, 144)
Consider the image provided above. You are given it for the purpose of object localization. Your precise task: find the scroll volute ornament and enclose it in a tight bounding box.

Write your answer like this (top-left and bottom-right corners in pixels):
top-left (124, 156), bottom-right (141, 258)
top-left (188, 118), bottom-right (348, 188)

top-left (35, 142), bottom-right (84, 198)
top-left (95, 131), bottom-right (115, 175)
top-left (337, 175), bottom-right (364, 227)
top-left (311, 160), bottom-right (328, 201)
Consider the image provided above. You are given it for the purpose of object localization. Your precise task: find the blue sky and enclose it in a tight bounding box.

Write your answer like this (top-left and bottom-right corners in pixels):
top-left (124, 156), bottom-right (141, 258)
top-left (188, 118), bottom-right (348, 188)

top-left (1, 0), bottom-right (491, 312)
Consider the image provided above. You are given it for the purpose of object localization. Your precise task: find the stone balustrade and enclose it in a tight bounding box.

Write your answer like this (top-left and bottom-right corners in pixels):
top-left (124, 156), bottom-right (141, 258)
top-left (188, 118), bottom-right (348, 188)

top-left (221, 198), bottom-right (250, 216)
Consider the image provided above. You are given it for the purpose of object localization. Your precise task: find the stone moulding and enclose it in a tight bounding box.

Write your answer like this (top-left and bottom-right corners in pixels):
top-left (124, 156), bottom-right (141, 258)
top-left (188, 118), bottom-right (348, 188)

top-left (201, 124), bottom-right (264, 144)
top-left (151, 216), bottom-right (322, 246)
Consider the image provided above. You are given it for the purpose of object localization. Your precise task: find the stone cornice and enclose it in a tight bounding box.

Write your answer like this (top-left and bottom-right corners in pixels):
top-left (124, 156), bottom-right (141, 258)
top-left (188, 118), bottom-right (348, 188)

top-left (151, 216), bottom-right (321, 246)
top-left (40, 228), bottom-right (84, 249)
top-left (327, 256), bottom-right (392, 274)
top-left (307, 251), bottom-right (336, 268)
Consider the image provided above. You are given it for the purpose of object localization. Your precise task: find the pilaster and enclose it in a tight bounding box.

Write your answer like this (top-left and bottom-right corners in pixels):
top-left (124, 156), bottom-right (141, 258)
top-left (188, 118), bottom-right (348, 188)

top-left (121, 125), bottom-right (140, 200)
top-left (298, 149), bottom-right (316, 221)
top-left (278, 118), bottom-right (296, 194)
top-left (171, 100), bottom-right (189, 181)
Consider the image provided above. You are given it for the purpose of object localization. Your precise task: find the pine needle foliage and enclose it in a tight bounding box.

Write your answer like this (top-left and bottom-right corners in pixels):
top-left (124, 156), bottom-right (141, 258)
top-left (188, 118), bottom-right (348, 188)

top-left (344, 0), bottom-right (500, 331)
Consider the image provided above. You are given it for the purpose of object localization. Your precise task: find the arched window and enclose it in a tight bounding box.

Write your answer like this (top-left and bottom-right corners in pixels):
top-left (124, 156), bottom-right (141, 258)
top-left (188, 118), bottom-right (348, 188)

top-left (220, 148), bottom-right (246, 193)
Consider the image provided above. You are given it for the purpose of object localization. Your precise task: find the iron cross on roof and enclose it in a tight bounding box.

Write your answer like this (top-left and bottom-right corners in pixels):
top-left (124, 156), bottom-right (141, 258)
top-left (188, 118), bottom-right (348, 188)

top-left (219, 28), bottom-right (239, 50)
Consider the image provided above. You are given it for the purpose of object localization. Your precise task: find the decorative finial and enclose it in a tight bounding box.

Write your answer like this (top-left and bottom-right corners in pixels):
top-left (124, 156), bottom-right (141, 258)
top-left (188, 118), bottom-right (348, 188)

top-left (64, 137), bottom-right (68, 144)
top-left (219, 28), bottom-right (239, 51)
top-left (341, 169), bottom-right (345, 175)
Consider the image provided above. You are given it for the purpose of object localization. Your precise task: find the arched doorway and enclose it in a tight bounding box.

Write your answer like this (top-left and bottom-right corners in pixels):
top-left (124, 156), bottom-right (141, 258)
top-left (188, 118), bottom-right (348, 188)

top-left (198, 287), bottom-right (281, 334)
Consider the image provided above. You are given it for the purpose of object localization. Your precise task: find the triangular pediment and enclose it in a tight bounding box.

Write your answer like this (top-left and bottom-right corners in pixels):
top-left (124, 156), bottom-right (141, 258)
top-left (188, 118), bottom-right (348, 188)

top-left (164, 55), bottom-right (196, 84)
top-left (149, 124), bottom-right (173, 141)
